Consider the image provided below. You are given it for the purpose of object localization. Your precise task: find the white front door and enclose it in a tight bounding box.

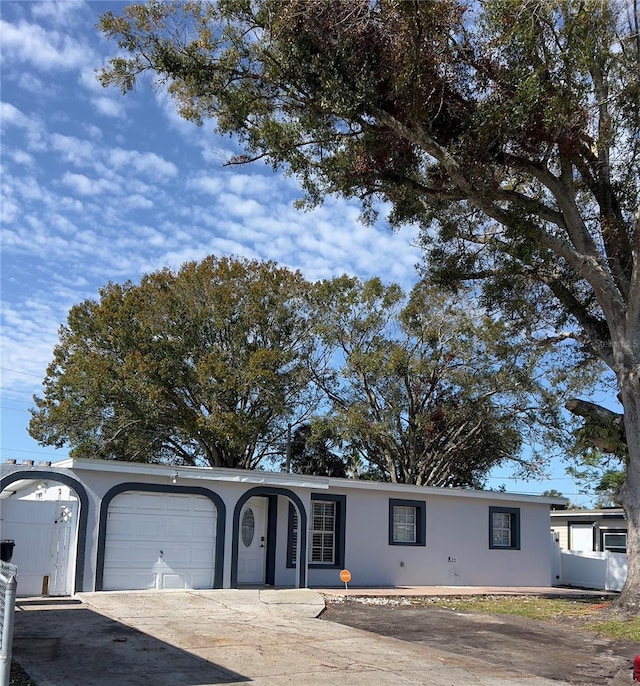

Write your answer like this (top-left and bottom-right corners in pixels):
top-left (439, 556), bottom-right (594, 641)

top-left (237, 497), bottom-right (267, 584)
top-left (50, 501), bottom-right (78, 596)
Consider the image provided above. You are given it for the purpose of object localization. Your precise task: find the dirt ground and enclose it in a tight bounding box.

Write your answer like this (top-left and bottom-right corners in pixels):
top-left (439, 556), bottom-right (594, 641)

top-left (321, 596), bottom-right (639, 685)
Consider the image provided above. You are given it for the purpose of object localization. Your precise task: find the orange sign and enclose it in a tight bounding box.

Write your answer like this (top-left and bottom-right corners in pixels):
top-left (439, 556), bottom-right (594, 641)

top-left (339, 569), bottom-right (351, 583)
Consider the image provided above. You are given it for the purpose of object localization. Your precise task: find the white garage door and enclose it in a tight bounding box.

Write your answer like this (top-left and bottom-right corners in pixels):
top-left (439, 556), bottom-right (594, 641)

top-left (103, 491), bottom-right (217, 591)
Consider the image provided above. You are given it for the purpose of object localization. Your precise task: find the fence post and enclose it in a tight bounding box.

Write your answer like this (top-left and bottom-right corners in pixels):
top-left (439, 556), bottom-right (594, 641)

top-left (0, 561), bottom-right (18, 686)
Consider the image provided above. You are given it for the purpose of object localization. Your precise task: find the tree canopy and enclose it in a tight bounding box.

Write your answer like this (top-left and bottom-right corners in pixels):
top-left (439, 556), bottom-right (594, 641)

top-left (312, 276), bottom-right (567, 487)
top-left (29, 255), bottom-right (318, 469)
top-left (281, 421), bottom-right (351, 478)
top-left (98, 0), bottom-right (640, 608)
top-left (32, 259), bottom-right (559, 487)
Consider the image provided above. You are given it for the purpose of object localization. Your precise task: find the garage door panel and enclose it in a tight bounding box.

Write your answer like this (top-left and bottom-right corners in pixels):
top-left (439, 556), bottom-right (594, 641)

top-left (107, 572), bottom-right (156, 591)
top-left (166, 496), bottom-right (191, 512)
top-left (192, 521), bottom-right (216, 538)
top-left (191, 547), bottom-right (215, 564)
top-left (103, 490), bottom-right (217, 591)
top-left (105, 544), bottom-right (160, 564)
top-left (165, 519), bottom-right (195, 537)
top-left (194, 498), bottom-right (216, 513)
top-left (105, 515), bottom-right (135, 537)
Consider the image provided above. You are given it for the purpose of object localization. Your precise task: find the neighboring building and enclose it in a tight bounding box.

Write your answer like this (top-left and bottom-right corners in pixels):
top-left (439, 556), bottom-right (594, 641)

top-left (0, 477), bottom-right (74, 501)
top-left (550, 508), bottom-right (627, 554)
top-left (1, 458), bottom-right (565, 597)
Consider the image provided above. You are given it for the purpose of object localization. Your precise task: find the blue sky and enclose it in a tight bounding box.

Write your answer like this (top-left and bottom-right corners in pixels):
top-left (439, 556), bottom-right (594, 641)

top-left (1, 1), bottom-right (603, 505)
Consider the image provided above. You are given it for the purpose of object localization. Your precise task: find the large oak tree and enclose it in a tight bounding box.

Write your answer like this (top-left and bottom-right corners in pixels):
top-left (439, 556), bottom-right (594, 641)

top-left (29, 256), bottom-right (319, 469)
top-left (97, 1), bottom-right (639, 607)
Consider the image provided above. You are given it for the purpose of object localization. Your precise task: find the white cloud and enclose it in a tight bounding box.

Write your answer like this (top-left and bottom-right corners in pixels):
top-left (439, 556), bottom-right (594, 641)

top-left (0, 196), bottom-right (19, 225)
top-left (108, 148), bottom-right (178, 181)
top-left (78, 66), bottom-right (106, 94)
top-left (0, 102), bottom-right (47, 152)
top-left (30, 0), bottom-right (87, 26)
top-left (0, 101), bottom-right (30, 129)
top-left (187, 175), bottom-right (223, 195)
top-left (9, 150), bottom-right (34, 167)
top-left (60, 171), bottom-right (119, 196)
top-left (124, 195), bottom-right (154, 210)
top-left (226, 173), bottom-right (276, 198)
top-left (0, 18), bottom-right (92, 71)
top-left (16, 72), bottom-right (56, 97)
top-left (0, 299), bottom-right (66, 393)
top-left (91, 96), bottom-right (126, 119)
top-left (50, 134), bottom-right (97, 168)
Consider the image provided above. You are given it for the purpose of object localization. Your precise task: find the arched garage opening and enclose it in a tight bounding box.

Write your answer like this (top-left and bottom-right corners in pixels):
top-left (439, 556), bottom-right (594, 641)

top-left (0, 470), bottom-right (89, 594)
top-left (95, 483), bottom-right (225, 591)
top-left (231, 486), bottom-right (307, 588)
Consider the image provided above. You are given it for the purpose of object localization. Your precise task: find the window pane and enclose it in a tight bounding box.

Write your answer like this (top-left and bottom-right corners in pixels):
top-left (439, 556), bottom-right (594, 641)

top-left (492, 512), bottom-right (511, 547)
top-left (241, 508), bottom-right (255, 547)
top-left (393, 505), bottom-right (417, 543)
top-left (603, 532), bottom-right (627, 552)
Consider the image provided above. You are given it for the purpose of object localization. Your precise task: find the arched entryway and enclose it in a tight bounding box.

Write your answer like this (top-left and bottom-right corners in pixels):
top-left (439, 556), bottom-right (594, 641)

top-left (0, 470), bottom-right (89, 594)
top-left (231, 487), bottom-right (308, 588)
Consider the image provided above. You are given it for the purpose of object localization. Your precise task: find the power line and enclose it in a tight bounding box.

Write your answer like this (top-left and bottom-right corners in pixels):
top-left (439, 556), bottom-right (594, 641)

top-left (1, 446), bottom-right (70, 458)
top-left (0, 397), bottom-right (34, 406)
top-left (0, 367), bottom-right (45, 379)
top-left (0, 405), bottom-right (32, 414)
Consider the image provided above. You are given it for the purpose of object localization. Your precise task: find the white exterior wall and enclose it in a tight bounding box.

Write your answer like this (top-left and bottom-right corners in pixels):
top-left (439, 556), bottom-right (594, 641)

top-left (3, 481), bottom-right (75, 501)
top-left (300, 486), bottom-right (553, 588)
top-left (1, 459), bottom-right (559, 593)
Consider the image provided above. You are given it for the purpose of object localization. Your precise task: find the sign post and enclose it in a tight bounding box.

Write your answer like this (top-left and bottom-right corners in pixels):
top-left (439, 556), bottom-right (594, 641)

top-left (339, 568), bottom-right (351, 594)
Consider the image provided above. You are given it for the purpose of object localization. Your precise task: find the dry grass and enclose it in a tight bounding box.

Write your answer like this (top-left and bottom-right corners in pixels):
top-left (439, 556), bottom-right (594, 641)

top-left (407, 595), bottom-right (640, 642)
top-left (10, 661), bottom-right (37, 686)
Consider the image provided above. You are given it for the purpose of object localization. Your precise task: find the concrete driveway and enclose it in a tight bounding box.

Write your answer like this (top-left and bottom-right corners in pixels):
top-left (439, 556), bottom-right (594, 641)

top-left (12, 589), bottom-right (573, 685)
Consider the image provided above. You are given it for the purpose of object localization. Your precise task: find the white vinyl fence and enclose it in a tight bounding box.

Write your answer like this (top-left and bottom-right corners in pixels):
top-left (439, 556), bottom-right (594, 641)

top-left (556, 549), bottom-right (627, 592)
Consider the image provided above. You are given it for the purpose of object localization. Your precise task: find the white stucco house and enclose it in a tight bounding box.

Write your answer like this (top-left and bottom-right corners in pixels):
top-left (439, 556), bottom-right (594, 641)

top-left (0, 458), bottom-right (565, 597)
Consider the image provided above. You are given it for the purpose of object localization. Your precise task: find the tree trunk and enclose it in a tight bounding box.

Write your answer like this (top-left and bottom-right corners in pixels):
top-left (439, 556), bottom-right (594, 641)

top-left (564, 398), bottom-right (625, 454)
top-left (616, 370), bottom-right (640, 611)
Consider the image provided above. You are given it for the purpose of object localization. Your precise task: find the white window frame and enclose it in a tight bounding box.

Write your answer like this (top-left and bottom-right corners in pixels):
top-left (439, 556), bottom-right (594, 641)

top-left (489, 506), bottom-right (520, 550)
top-left (310, 500), bottom-right (336, 564)
top-left (393, 505), bottom-right (417, 543)
top-left (287, 495), bottom-right (345, 568)
top-left (602, 531), bottom-right (627, 553)
top-left (388, 499), bottom-right (426, 546)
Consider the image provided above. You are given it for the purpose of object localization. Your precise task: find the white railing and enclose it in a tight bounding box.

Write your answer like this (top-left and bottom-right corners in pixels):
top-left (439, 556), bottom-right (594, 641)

top-left (0, 561), bottom-right (18, 686)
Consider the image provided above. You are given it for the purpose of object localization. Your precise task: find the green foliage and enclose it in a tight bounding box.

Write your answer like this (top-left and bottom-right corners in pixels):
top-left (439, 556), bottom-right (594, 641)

top-left (29, 256), bottom-right (318, 469)
top-left (594, 469), bottom-right (626, 507)
top-left (31, 260), bottom-right (576, 485)
top-left (311, 276), bottom-right (565, 486)
top-left (281, 420), bottom-right (351, 478)
top-left (95, 0), bottom-right (636, 423)
top-left (96, 0), bottom-right (640, 604)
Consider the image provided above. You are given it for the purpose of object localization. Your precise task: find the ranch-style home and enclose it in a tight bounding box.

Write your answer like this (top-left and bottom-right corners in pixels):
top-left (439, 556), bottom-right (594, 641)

top-left (0, 458), bottom-right (565, 597)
